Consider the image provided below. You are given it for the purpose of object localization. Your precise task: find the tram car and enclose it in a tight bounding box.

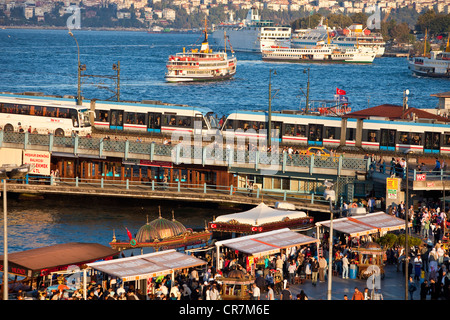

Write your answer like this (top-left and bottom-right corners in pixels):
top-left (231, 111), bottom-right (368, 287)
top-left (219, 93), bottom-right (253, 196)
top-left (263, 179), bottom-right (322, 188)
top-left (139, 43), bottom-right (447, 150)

top-left (221, 110), bottom-right (450, 154)
top-left (92, 100), bottom-right (219, 136)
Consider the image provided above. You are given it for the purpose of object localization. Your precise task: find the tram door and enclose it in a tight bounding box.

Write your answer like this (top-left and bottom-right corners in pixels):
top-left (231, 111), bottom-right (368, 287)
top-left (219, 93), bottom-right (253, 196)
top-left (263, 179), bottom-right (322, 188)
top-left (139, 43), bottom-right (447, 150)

top-left (271, 121), bottom-right (282, 142)
top-left (380, 129), bottom-right (396, 151)
top-left (110, 109), bottom-right (124, 130)
top-left (148, 112), bottom-right (162, 133)
top-left (424, 132), bottom-right (440, 154)
top-left (308, 124), bottom-right (323, 146)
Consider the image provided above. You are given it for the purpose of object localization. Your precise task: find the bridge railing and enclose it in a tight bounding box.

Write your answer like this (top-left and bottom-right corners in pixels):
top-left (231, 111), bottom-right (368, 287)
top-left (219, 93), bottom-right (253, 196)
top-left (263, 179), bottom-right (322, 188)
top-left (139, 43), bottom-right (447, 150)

top-left (0, 132), bottom-right (368, 175)
top-left (23, 175), bottom-right (332, 206)
top-left (372, 161), bottom-right (450, 181)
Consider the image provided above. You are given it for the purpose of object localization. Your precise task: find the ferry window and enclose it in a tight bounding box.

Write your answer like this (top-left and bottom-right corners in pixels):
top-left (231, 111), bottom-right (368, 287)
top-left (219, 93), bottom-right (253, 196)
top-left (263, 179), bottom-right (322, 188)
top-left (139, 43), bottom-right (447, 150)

top-left (368, 130), bottom-right (377, 142)
top-left (296, 125), bottom-right (306, 137)
top-left (284, 124), bottom-right (295, 136)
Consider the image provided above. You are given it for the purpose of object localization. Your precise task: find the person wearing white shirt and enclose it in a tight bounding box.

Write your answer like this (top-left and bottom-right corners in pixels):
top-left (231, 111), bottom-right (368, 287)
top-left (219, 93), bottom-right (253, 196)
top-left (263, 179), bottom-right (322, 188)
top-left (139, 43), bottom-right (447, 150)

top-left (249, 283), bottom-right (260, 300)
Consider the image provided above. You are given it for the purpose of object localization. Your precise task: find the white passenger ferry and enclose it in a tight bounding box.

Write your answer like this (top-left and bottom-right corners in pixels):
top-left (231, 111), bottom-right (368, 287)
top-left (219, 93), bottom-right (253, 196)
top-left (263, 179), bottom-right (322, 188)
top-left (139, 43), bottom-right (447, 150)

top-left (408, 39), bottom-right (450, 78)
top-left (210, 7), bottom-right (291, 53)
top-left (262, 42), bottom-right (376, 64)
top-left (165, 20), bottom-right (237, 83)
top-left (291, 18), bottom-right (385, 57)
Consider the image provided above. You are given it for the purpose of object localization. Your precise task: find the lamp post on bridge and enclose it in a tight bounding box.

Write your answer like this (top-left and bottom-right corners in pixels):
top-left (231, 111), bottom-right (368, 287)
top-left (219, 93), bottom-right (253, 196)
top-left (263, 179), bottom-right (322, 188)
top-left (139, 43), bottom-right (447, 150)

top-left (68, 31), bottom-right (85, 106)
top-left (267, 69), bottom-right (279, 148)
top-left (2, 165), bottom-right (31, 300)
top-left (323, 180), bottom-right (336, 300)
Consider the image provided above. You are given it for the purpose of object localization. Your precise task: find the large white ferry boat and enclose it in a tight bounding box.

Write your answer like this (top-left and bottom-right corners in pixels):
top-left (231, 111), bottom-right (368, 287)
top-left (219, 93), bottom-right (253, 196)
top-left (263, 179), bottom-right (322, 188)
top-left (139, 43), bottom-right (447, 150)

top-left (262, 42), bottom-right (376, 64)
top-left (291, 18), bottom-right (385, 57)
top-left (408, 45), bottom-right (450, 78)
top-left (210, 7), bottom-right (291, 53)
top-left (165, 20), bottom-right (237, 83)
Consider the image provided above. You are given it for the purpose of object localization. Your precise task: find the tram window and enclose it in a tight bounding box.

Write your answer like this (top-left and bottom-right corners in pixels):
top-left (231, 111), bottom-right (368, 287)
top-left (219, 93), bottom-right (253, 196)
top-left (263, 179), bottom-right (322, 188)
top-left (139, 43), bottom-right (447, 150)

top-left (176, 116), bottom-right (192, 127)
top-left (296, 125), bottom-right (306, 137)
top-left (136, 113), bottom-right (145, 125)
top-left (347, 128), bottom-right (355, 141)
top-left (164, 114), bottom-right (177, 126)
top-left (96, 110), bottom-right (109, 122)
top-left (411, 134), bottom-right (421, 145)
top-left (126, 112), bottom-right (136, 124)
top-left (325, 127), bottom-right (336, 139)
top-left (368, 130), bottom-right (377, 142)
top-left (225, 119), bottom-right (235, 130)
top-left (444, 134), bottom-right (450, 146)
top-left (284, 124), bottom-right (295, 136)
top-left (399, 132), bottom-right (410, 144)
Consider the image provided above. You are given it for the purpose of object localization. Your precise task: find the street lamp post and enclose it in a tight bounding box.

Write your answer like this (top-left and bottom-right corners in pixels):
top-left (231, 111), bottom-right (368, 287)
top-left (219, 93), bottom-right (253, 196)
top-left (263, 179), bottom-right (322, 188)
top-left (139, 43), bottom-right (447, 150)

top-left (303, 68), bottom-right (310, 114)
top-left (404, 149), bottom-right (412, 300)
top-left (2, 179), bottom-right (7, 300)
top-left (323, 180), bottom-right (335, 300)
top-left (267, 69), bottom-right (278, 148)
top-left (2, 165), bottom-right (30, 300)
top-left (69, 31), bottom-right (82, 106)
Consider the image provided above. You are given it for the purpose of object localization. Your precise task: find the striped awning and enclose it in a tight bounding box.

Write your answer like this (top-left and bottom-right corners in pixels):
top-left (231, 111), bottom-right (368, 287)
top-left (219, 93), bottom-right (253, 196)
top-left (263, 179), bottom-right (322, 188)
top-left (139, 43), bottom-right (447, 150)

top-left (87, 250), bottom-right (206, 282)
top-left (316, 212), bottom-right (411, 237)
top-left (215, 228), bottom-right (319, 258)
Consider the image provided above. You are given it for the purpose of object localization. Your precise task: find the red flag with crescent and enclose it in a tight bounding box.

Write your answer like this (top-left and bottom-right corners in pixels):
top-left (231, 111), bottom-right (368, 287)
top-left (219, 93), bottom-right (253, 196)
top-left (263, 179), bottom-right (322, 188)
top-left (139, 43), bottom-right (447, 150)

top-left (336, 88), bottom-right (346, 95)
top-left (125, 227), bottom-right (133, 241)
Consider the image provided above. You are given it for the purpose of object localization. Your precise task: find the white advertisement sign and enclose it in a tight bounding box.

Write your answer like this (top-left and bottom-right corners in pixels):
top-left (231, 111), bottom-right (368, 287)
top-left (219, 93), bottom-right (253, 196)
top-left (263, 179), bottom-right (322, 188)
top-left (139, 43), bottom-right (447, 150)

top-left (23, 150), bottom-right (51, 175)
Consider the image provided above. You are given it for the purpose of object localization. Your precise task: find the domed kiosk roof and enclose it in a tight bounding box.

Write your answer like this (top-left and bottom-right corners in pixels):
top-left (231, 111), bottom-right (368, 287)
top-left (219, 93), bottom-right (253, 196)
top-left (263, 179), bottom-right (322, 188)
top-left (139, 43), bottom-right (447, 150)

top-left (139, 209), bottom-right (187, 241)
top-left (135, 223), bottom-right (159, 243)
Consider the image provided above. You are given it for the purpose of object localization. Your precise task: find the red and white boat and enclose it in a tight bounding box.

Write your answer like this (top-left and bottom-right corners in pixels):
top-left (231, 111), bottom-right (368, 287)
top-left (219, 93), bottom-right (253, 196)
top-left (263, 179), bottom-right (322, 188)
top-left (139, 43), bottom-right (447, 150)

top-left (165, 20), bottom-right (237, 83)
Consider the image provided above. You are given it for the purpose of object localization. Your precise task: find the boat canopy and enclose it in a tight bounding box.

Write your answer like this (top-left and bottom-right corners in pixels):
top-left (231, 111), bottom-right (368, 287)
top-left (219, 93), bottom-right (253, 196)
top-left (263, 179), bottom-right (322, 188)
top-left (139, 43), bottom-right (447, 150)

top-left (214, 202), bottom-right (307, 226)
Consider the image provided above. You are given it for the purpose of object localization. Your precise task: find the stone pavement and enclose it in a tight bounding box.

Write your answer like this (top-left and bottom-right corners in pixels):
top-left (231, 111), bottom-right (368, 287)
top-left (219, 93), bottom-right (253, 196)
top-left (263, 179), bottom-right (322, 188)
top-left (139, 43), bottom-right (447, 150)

top-left (262, 264), bottom-right (408, 300)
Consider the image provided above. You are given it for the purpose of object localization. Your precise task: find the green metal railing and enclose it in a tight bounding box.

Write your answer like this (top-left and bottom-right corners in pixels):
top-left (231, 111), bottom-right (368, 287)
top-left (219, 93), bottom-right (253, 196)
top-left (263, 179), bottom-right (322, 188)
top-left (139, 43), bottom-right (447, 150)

top-left (21, 175), bottom-right (331, 206)
top-left (0, 131), bottom-right (368, 175)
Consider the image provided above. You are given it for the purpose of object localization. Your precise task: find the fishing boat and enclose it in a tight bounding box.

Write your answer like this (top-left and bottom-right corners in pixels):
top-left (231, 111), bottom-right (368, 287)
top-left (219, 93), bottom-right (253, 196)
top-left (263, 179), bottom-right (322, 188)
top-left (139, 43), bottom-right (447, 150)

top-left (261, 42), bottom-right (376, 64)
top-left (408, 35), bottom-right (450, 78)
top-left (165, 19), bottom-right (237, 83)
top-left (210, 6), bottom-right (291, 53)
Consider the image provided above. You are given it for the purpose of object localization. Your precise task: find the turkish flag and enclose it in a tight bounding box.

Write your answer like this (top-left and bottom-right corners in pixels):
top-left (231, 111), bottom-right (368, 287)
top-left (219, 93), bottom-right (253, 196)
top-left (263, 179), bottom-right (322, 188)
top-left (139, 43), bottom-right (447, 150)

top-left (336, 88), bottom-right (346, 95)
top-left (125, 227), bottom-right (133, 241)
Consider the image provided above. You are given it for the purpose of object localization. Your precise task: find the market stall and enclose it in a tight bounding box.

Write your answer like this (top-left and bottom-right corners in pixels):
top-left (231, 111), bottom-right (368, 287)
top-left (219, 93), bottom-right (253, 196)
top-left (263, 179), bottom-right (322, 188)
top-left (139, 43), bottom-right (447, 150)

top-left (85, 249), bottom-right (207, 299)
